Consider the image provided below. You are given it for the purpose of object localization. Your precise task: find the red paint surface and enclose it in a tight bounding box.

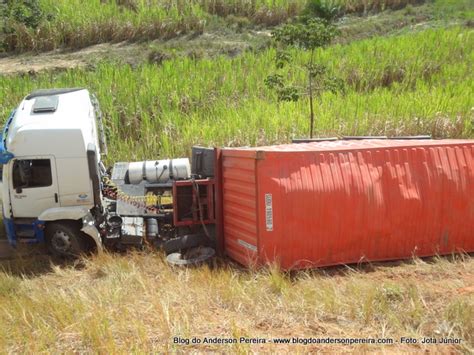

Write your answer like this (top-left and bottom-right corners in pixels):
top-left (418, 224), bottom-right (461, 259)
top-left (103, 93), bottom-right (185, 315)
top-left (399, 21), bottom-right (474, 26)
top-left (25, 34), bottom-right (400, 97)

top-left (221, 139), bottom-right (474, 269)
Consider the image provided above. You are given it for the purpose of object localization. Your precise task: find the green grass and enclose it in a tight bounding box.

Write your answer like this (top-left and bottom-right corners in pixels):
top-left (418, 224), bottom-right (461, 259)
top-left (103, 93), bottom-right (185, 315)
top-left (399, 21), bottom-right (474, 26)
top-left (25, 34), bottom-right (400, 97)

top-left (2, 0), bottom-right (305, 52)
top-left (1, 26), bottom-right (472, 163)
top-left (1, 0), bottom-right (445, 53)
top-left (433, 0), bottom-right (474, 20)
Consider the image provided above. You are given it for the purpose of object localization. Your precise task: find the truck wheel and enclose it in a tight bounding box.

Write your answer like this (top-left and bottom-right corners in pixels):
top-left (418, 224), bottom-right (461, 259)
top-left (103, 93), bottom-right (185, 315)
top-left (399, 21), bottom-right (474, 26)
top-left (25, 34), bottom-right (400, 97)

top-left (45, 221), bottom-right (88, 258)
top-left (166, 247), bottom-right (215, 266)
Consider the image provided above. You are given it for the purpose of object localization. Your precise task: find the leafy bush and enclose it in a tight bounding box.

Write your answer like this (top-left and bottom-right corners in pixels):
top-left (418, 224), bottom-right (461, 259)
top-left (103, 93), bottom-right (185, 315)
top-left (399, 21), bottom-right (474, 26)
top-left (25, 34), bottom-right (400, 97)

top-left (1, 0), bottom-right (45, 30)
top-left (0, 0), bottom-right (54, 51)
top-left (304, 0), bottom-right (343, 21)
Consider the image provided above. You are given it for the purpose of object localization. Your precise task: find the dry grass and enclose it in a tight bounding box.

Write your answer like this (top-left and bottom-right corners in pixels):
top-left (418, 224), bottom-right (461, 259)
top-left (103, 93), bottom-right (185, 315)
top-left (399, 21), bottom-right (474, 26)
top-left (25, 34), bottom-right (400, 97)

top-left (0, 252), bottom-right (472, 352)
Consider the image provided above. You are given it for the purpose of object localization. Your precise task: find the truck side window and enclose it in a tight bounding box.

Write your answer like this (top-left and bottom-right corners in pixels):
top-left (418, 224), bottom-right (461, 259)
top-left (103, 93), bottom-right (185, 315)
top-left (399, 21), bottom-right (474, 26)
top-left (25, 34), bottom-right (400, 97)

top-left (12, 159), bottom-right (52, 189)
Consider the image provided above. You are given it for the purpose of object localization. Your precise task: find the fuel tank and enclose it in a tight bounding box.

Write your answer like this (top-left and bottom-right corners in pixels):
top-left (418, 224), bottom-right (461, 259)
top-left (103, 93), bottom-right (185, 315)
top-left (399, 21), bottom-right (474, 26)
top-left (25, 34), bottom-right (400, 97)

top-left (127, 158), bottom-right (191, 184)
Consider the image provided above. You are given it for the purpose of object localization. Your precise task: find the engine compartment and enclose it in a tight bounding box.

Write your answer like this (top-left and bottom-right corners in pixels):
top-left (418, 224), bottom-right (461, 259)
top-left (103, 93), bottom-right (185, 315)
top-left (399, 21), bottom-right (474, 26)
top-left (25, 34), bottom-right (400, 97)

top-left (99, 148), bottom-right (217, 264)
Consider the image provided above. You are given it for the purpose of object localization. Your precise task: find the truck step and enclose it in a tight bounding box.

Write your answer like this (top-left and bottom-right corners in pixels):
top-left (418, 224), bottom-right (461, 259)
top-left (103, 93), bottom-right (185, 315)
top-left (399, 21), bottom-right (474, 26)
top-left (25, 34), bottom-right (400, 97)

top-left (17, 238), bottom-right (40, 244)
top-left (16, 229), bottom-right (36, 238)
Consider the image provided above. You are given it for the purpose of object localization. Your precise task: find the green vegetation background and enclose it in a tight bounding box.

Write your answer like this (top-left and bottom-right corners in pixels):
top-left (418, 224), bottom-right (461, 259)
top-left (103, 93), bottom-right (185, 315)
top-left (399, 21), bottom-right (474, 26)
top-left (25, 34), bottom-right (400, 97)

top-left (0, 0), bottom-right (472, 164)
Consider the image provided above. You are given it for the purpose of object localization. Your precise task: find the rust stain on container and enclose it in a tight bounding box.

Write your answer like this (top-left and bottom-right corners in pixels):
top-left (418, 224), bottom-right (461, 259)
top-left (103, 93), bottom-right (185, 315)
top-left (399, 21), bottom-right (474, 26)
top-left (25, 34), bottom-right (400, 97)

top-left (221, 139), bottom-right (474, 269)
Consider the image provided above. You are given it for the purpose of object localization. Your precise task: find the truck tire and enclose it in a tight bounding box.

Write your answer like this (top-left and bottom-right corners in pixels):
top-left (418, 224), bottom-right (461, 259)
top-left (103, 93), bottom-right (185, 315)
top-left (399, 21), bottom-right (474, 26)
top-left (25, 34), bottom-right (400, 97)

top-left (45, 221), bottom-right (88, 258)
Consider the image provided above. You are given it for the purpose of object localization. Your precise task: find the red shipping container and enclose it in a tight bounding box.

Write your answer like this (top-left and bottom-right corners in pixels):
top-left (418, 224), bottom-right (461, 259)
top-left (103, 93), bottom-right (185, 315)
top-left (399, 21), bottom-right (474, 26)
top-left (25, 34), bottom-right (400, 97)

top-left (220, 139), bottom-right (474, 269)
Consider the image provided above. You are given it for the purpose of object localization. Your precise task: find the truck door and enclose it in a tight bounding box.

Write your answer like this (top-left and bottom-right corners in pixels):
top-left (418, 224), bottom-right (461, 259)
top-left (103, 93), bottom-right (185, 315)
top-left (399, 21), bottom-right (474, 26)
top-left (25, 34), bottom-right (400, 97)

top-left (10, 157), bottom-right (59, 218)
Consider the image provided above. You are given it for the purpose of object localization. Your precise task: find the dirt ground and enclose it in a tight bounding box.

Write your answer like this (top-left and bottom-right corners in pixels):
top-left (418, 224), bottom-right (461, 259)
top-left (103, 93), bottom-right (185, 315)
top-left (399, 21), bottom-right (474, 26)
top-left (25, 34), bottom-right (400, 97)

top-left (0, 42), bottom-right (143, 75)
top-left (0, 29), bottom-right (272, 75)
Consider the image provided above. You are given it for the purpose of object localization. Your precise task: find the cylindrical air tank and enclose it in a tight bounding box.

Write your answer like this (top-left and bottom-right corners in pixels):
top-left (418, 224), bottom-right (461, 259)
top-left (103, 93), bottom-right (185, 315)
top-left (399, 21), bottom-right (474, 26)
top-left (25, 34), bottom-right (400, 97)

top-left (127, 158), bottom-right (191, 184)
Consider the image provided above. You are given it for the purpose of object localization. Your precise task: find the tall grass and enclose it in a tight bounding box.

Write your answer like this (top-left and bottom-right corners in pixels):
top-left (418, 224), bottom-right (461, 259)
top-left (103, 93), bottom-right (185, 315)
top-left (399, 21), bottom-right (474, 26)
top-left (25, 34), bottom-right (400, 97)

top-left (1, 0), bottom-right (435, 52)
top-left (2, 0), bottom-right (306, 52)
top-left (1, 27), bottom-right (471, 163)
top-left (0, 252), bottom-right (471, 352)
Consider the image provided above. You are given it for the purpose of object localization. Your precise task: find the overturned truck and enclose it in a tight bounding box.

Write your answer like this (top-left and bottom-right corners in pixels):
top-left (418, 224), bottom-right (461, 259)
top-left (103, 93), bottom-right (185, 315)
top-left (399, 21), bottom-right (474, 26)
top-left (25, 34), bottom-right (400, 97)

top-left (1, 88), bottom-right (473, 269)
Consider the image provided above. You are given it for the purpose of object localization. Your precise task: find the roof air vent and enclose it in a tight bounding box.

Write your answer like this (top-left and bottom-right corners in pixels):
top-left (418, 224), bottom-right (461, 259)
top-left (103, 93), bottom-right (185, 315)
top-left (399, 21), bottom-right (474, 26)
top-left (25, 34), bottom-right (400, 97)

top-left (32, 95), bottom-right (59, 114)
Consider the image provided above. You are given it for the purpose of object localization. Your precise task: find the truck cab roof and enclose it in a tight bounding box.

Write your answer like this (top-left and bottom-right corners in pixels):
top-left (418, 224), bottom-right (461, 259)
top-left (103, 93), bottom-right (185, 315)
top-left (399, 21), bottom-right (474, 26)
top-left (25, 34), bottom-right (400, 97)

top-left (4, 88), bottom-right (101, 159)
top-left (25, 88), bottom-right (84, 100)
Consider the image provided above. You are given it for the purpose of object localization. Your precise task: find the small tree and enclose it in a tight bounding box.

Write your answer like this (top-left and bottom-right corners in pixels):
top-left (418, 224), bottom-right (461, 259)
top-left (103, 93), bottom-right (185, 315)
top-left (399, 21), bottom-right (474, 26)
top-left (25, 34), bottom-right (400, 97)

top-left (265, 18), bottom-right (343, 138)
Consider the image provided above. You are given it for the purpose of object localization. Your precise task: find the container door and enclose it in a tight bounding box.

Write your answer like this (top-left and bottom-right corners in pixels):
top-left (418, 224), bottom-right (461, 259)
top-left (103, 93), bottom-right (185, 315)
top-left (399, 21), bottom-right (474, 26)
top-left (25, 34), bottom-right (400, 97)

top-left (10, 157), bottom-right (59, 218)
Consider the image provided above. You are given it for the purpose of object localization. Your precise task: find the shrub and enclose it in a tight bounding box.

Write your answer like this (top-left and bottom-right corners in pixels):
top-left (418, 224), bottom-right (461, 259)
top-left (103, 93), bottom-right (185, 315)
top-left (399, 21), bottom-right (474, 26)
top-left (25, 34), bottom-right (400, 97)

top-left (2, 0), bottom-right (45, 29)
top-left (304, 0), bottom-right (343, 21)
top-left (0, 0), bottom-right (54, 51)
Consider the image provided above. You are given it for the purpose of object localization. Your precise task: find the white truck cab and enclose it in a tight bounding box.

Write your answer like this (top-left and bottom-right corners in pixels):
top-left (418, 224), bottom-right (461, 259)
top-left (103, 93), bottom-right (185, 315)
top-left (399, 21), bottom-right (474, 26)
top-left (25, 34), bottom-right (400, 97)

top-left (1, 88), bottom-right (105, 255)
top-left (1, 88), bottom-right (214, 263)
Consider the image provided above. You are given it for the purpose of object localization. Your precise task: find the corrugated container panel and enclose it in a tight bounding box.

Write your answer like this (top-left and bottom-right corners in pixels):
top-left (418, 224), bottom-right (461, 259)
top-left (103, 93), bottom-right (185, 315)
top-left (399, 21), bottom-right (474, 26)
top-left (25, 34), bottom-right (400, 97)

top-left (221, 140), bottom-right (474, 269)
top-left (222, 155), bottom-right (258, 266)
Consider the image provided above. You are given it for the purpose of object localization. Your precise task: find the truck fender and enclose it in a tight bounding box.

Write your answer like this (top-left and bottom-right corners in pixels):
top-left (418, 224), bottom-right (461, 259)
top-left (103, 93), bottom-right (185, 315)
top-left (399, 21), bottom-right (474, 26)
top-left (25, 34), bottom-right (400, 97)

top-left (81, 222), bottom-right (103, 253)
top-left (38, 206), bottom-right (91, 221)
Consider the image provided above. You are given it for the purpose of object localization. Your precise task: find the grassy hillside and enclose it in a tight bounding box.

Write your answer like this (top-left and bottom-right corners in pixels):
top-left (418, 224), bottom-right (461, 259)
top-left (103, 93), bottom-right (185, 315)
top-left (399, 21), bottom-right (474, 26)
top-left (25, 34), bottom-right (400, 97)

top-left (1, 26), bottom-right (472, 162)
top-left (1, 0), bottom-right (441, 52)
